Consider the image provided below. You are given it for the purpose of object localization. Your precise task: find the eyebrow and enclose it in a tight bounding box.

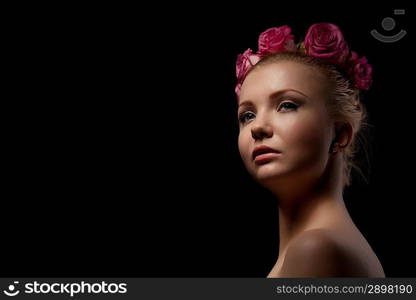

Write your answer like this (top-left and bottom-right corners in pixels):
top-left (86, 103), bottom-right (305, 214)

top-left (238, 88), bottom-right (309, 108)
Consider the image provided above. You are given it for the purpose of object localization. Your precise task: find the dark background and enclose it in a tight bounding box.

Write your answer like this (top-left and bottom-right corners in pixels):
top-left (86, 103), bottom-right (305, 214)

top-left (4, 4), bottom-right (414, 277)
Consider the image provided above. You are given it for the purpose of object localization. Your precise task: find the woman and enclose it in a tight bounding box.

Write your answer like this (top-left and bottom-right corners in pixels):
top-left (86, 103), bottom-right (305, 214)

top-left (235, 23), bottom-right (385, 277)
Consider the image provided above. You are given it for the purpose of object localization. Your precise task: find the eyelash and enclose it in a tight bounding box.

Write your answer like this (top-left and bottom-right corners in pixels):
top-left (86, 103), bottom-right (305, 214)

top-left (238, 101), bottom-right (299, 124)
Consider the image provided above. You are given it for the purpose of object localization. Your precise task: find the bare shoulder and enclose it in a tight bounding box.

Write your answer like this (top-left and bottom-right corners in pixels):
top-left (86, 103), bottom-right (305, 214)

top-left (279, 228), bottom-right (368, 277)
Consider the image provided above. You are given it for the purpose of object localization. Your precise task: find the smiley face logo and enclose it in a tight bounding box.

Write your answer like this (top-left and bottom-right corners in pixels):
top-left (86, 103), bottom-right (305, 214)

top-left (371, 9), bottom-right (407, 43)
top-left (3, 281), bottom-right (20, 297)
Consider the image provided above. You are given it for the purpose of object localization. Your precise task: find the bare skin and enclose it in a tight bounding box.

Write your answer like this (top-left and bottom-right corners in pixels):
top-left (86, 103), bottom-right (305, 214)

top-left (237, 61), bottom-right (385, 277)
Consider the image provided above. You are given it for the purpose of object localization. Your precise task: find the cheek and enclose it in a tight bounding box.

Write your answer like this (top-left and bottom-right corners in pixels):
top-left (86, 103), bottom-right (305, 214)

top-left (282, 112), bottom-right (330, 159)
top-left (238, 130), bottom-right (251, 162)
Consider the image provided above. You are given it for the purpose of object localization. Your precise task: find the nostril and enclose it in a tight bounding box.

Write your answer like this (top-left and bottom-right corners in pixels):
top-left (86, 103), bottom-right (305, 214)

top-left (251, 124), bottom-right (273, 140)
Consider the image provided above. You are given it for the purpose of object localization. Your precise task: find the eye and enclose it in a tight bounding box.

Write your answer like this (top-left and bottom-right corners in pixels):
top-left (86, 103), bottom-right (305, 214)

top-left (279, 101), bottom-right (299, 112)
top-left (239, 111), bottom-right (255, 124)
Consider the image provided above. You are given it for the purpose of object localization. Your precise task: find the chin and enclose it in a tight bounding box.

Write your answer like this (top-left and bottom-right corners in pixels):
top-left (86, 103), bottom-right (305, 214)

top-left (251, 162), bottom-right (285, 183)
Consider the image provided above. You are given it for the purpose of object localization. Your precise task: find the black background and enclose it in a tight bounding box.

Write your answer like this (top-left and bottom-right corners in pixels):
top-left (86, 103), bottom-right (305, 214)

top-left (4, 4), bottom-right (414, 277)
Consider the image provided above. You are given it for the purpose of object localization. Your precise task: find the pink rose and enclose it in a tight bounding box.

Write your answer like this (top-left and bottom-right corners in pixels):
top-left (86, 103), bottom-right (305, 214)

top-left (236, 48), bottom-right (260, 82)
top-left (348, 51), bottom-right (359, 62)
top-left (348, 52), bottom-right (372, 90)
top-left (235, 83), bottom-right (242, 97)
top-left (304, 23), bottom-right (349, 64)
top-left (235, 49), bottom-right (260, 98)
top-left (257, 26), bottom-right (295, 57)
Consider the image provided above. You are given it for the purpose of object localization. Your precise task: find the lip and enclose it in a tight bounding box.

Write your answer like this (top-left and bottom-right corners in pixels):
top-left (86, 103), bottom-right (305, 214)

top-left (252, 145), bottom-right (281, 162)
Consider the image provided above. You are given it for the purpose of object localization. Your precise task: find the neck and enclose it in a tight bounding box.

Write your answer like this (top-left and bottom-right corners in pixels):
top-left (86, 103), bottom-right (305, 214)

top-left (268, 154), bottom-right (352, 256)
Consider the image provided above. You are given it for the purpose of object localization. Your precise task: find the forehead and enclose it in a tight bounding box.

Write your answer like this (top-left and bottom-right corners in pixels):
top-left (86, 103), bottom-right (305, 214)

top-left (240, 61), bottom-right (329, 102)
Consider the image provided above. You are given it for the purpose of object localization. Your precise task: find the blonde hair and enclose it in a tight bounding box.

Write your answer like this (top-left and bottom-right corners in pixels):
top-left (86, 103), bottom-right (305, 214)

top-left (250, 51), bottom-right (373, 189)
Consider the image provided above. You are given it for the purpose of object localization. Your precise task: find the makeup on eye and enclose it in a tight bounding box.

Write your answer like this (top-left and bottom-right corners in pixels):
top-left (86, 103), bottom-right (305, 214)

top-left (238, 111), bottom-right (255, 123)
top-left (238, 92), bottom-right (305, 117)
top-left (278, 101), bottom-right (299, 112)
top-left (238, 100), bottom-right (300, 124)
top-left (238, 88), bottom-right (308, 108)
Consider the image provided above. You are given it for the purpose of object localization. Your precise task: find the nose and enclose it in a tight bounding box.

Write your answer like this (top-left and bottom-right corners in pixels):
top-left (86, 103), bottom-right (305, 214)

top-left (251, 120), bottom-right (273, 140)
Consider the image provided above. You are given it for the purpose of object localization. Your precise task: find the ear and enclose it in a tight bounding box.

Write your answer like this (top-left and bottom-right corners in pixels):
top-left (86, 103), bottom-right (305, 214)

top-left (332, 122), bottom-right (353, 152)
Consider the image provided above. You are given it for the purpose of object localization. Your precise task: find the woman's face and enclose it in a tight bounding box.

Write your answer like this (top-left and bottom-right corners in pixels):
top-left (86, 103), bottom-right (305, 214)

top-left (237, 61), bottom-right (334, 189)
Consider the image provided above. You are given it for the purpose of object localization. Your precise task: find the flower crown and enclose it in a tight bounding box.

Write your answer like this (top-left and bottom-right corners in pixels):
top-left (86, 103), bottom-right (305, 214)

top-left (235, 23), bottom-right (373, 97)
